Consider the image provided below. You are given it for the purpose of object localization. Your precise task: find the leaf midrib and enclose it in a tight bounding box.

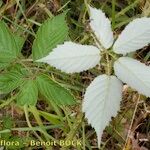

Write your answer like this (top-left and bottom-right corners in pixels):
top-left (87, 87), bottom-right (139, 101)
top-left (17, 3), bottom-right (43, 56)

top-left (42, 53), bottom-right (100, 61)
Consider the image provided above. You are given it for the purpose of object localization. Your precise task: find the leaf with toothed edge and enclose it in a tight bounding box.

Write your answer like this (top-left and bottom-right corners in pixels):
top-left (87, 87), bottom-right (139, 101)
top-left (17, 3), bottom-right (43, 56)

top-left (0, 21), bottom-right (19, 69)
top-left (82, 75), bottom-right (123, 147)
top-left (0, 67), bottom-right (29, 93)
top-left (36, 74), bottom-right (76, 105)
top-left (32, 12), bottom-right (68, 60)
top-left (114, 57), bottom-right (150, 97)
top-left (113, 17), bottom-right (150, 54)
top-left (36, 41), bottom-right (101, 73)
top-left (17, 80), bottom-right (38, 106)
top-left (89, 6), bottom-right (114, 49)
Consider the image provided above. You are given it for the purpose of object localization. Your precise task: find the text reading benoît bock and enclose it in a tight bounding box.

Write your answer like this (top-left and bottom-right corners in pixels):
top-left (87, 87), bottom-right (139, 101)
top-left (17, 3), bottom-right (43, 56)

top-left (0, 139), bottom-right (82, 147)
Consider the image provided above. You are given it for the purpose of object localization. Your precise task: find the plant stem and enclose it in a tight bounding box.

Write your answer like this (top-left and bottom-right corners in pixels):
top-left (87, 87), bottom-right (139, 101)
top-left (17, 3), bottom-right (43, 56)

top-left (21, 59), bottom-right (33, 62)
top-left (24, 105), bottom-right (43, 142)
top-left (65, 113), bottom-right (83, 141)
top-left (18, 59), bottom-right (33, 75)
top-left (105, 53), bottom-right (111, 75)
top-left (29, 106), bottom-right (53, 142)
top-left (0, 125), bottom-right (62, 133)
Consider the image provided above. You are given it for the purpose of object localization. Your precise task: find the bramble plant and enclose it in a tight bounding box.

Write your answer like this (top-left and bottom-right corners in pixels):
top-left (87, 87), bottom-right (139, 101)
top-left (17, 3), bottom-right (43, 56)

top-left (37, 6), bottom-right (150, 147)
top-left (1, 3), bottom-right (150, 149)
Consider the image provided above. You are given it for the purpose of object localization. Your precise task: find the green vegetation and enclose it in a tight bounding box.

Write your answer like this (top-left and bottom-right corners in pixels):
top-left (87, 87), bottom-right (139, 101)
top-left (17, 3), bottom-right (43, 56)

top-left (0, 0), bottom-right (149, 149)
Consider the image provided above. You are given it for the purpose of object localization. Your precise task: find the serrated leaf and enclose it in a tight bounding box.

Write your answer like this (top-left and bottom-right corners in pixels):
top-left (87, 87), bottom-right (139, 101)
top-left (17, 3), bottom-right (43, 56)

top-left (0, 67), bottom-right (27, 93)
top-left (114, 57), bottom-right (150, 97)
top-left (36, 74), bottom-right (76, 105)
top-left (36, 41), bottom-right (100, 73)
top-left (32, 13), bottom-right (68, 60)
top-left (0, 21), bottom-right (18, 68)
top-left (0, 21), bottom-right (17, 55)
top-left (17, 80), bottom-right (38, 106)
top-left (113, 18), bottom-right (150, 54)
top-left (82, 75), bottom-right (123, 147)
top-left (89, 6), bottom-right (114, 49)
